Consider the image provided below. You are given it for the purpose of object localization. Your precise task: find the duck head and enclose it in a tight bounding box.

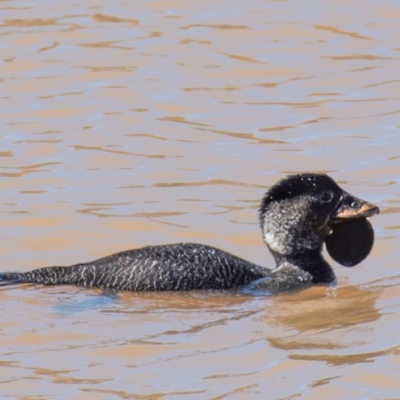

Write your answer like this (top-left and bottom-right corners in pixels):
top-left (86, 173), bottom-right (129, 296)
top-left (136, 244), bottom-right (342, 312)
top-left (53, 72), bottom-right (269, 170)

top-left (259, 173), bottom-right (379, 284)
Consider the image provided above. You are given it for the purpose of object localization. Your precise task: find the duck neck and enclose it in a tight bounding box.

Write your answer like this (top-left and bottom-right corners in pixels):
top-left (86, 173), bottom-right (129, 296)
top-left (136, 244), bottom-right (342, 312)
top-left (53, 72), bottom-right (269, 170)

top-left (271, 249), bottom-right (336, 284)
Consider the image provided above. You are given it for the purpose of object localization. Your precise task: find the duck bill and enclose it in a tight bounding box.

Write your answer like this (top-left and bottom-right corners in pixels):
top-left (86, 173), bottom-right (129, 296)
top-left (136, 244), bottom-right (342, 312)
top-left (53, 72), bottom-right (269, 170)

top-left (331, 192), bottom-right (380, 224)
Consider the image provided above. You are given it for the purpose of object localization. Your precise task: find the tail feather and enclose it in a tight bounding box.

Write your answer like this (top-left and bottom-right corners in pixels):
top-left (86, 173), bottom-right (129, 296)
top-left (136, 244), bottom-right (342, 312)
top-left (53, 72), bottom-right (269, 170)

top-left (0, 272), bottom-right (26, 286)
top-left (1, 266), bottom-right (83, 287)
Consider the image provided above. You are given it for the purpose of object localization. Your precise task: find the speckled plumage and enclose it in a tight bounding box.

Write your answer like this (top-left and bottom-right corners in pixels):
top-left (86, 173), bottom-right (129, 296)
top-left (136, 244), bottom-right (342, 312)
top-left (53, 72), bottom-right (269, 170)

top-left (2, 243), bottom-right (270, 291)
top-left (0, 173), bottom-right (377, 293)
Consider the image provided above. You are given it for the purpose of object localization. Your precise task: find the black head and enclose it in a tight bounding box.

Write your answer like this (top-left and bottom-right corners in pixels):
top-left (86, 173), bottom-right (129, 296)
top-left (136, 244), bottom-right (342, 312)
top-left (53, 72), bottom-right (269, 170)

top-left (259, 173), bottom-right (379, 282)
top-left (259, 173), bottom-right (343, 228)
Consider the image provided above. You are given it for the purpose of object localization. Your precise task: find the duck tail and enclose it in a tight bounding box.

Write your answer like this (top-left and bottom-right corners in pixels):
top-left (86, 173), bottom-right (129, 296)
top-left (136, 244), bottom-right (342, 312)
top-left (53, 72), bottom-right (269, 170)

top-left (1, 266), bottom-right (82, 287)
top-left (0, 272), bottom-right (26, 286)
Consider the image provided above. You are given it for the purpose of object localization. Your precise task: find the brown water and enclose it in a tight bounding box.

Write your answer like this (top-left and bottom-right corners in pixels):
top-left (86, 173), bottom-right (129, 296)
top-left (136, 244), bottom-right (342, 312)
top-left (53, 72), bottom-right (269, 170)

top-left (1, 0), bottom-right (400, 398)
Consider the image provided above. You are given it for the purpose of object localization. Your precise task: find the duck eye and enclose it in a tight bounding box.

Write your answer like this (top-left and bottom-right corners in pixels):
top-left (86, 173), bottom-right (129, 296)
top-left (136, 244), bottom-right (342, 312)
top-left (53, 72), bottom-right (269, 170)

top-left (351, 200), bottom-right (361, 208)
top-left (320, 191), bottom-right (333, 203)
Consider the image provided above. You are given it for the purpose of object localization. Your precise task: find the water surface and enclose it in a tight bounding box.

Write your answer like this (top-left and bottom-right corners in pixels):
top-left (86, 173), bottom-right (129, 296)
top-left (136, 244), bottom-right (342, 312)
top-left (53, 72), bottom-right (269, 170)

top-left (1, 0), bottom-right (400, 398)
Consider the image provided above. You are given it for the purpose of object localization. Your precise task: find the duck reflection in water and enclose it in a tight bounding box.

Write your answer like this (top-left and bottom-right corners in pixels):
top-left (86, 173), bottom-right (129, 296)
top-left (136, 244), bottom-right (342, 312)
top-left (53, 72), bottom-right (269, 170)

top-left (265, 285), bottom-right (383, 366)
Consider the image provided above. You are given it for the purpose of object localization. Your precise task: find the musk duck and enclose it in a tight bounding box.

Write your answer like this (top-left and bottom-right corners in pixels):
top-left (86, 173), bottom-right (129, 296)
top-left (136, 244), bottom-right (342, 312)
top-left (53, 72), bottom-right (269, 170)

top-left (0, 173), bottom-right (379, 293)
